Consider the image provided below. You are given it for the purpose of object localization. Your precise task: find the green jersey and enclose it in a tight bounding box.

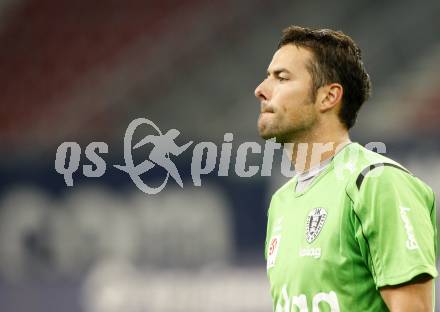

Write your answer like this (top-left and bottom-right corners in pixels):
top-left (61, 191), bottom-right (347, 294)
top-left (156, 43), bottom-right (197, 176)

top-left (265, 143), bottom-right (438, 312)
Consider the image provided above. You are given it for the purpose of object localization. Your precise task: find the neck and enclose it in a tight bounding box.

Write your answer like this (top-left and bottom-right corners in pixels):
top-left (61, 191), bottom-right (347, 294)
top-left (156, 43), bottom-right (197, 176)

top-left (286, 126), bottom-right (350, 174)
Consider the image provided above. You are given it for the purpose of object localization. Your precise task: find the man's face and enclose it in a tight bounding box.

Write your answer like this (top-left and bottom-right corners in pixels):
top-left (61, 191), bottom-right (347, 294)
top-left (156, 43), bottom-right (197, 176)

top-left (255, 44), bottom-right (318, 143)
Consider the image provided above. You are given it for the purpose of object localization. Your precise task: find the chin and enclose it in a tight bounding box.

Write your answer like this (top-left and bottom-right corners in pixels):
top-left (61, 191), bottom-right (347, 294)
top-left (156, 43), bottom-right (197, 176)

top-left (258, 120), bottom-right (275, 139)
top-left (259, 129), bottom-right (291, 144)
top-left (259, 133), bottom-right (275, 140)
top-left (258, 129), bottom-right (281, 141)
top-left (258, 125), bottom-right (273, 140)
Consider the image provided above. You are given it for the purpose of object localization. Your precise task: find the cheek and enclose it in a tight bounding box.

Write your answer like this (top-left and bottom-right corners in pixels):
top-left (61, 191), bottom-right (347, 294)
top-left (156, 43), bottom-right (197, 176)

top-left (273, 88), bottom-right (298, 113)
top-left (276, 82), bottom-right (312, 108)
top-left (272, 89), bottom-right (292, 111)
top-left (276, 82), bottom-right (302, 99)
top-left (279, 93), bottom-right (314, 123)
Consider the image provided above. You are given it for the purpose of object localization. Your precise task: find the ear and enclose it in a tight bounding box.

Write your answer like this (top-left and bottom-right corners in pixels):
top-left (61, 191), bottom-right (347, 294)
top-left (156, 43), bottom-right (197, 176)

top-left (316, 83), bottom-right (343, 113)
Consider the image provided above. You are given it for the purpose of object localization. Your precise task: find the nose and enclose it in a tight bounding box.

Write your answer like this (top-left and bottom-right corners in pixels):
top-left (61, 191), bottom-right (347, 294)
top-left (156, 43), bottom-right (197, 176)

top-left (254, 79), bottom-right (268, 101)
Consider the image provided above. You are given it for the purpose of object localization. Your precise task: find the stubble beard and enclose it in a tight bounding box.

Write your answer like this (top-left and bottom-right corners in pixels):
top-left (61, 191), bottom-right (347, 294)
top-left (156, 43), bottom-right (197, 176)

top-left (258, 83), bottom-right (318, 143)
top-left (258, 104), bottom-right (317, 144)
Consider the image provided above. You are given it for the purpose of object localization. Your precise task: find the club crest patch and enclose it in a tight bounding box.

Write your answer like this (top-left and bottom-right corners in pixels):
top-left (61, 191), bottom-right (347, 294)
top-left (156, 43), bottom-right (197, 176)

top-left (305, 207), bottom-right (327, 243)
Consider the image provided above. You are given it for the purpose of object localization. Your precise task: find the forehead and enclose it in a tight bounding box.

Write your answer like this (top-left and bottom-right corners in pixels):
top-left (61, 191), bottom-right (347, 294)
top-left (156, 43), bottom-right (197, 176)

top-left (268, 44), bottom-right (313, 74)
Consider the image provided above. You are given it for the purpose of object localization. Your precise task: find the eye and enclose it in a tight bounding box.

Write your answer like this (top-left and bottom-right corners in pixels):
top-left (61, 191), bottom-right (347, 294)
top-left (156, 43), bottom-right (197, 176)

top-left (277, 76), bottom-right (288, 82)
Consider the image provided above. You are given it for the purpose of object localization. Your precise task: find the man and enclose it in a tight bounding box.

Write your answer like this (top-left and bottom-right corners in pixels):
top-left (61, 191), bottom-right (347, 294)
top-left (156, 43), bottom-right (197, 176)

top-left (255, 26), bottom-right (437, 311)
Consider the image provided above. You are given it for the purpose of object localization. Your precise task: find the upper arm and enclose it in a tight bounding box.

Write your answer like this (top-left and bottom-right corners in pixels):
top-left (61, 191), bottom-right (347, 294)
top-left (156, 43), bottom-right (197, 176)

top-left (380, 274), bottom-right (434, 312)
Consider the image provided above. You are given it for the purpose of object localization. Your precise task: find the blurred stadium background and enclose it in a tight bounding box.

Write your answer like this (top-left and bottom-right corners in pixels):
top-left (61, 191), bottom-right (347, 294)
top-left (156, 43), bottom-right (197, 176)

top-left (0, 0), bottom-right (439, 311)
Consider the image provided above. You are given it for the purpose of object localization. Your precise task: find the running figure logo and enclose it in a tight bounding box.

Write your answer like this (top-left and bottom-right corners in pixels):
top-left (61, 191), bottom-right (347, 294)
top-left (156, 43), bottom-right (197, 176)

top-left (115, 118), bottom-right (193, 194)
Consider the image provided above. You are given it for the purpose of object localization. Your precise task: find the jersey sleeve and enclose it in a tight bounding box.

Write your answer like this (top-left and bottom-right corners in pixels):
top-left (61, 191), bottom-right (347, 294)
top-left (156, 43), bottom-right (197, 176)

top-left (351, 165), bottom-right (438, 288)
top-left (264, 196), bottom-right (275, 261)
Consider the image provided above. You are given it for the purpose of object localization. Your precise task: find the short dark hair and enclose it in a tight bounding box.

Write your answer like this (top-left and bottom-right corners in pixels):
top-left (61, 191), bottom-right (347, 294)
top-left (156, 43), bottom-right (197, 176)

top-left (278, 26), bottom-right (371, 129)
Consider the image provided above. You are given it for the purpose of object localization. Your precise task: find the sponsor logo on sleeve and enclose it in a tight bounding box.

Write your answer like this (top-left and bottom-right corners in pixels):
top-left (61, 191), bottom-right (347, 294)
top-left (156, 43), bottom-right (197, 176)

top-left (267, 235), bottom-right (281, 269)
top-left (399, 206), bottom-right (419, 250)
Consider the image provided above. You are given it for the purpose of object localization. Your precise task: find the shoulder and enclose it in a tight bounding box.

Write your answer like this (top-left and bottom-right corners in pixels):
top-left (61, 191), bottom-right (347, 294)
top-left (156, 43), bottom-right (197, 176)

top-left (337, 143), bottom-right (404, 184)
top-left (334, 142), bottom-right (404, 177)
top-left (340, 144), bottom-right (435, 210)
